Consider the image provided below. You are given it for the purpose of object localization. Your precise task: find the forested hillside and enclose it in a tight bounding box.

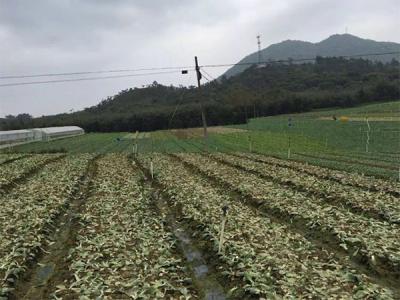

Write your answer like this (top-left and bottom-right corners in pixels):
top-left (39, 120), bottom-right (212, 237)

top-left (223, 34), bottom-right (400, 77)
top-left (1, 57), bottom-right (399, 132)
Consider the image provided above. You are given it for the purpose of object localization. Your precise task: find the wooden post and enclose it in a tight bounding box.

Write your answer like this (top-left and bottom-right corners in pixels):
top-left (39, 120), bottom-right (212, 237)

top-left (365, 117), bottom-right (370, 153)
top-left (195, 56), bottom-right (209, 152)
top-left (287, 118), bottom-right (292, 159)
top-left (398, 166), bottom-right (400, 182)
top-left (218, 205), bottom-right (229, 254)
top-left (150, 160), bottom-right (154, 180)
top-left (132, 144), bottom-right (137, 156)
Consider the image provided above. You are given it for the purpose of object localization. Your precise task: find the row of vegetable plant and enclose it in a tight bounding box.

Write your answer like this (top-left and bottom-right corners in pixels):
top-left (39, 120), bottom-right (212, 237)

top-left (0, 154), bottom-right (27, 165)
top-left (176, 153), bottom-right (400, 279)
top-left (292, 152), bottom-right (397, 179)
top-left (0, 154), bottom-right (63, 189)
top-left (236, 152), bottom-right (399, 196)
top-left (323, 151), bottom-right (399, 165)
top-left (139, 154), bottom-right (396, 298)
top-left (214, 153), bottom-right (399, 223)
top-left (0, 154), bottom-right (93, 297)
top-left (297, 151), bottom-right (397, 170)
top-left (56, 154), bottom-right (197, 299)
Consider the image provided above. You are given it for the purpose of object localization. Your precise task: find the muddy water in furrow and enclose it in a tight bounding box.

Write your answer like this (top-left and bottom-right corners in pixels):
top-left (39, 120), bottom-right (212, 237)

top-left (135, 157), bottom-right (227, 300)
top-left (157, 195), bottom-right (226, 300)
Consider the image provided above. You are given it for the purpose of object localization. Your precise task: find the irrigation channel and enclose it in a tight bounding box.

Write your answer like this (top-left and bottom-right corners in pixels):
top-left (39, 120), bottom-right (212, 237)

top-left (134, 156), bottom-right (227, 300)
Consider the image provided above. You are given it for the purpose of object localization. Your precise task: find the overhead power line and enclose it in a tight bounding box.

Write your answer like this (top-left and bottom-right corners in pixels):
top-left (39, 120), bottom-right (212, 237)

top-left (0, 70), bottom-right (190, 87)
top-left (200, 51), bottom-right (400, 69)
top-left (200, 72), bottom-right (212, 82)
top-left (1, 51), bottom-right (398, 80)
top-left (0, 51), bottom-right (398, 87)
top-left (0, 65), bottom-right (194, 80)
top-left (200, 68), bottom-right (216, 81)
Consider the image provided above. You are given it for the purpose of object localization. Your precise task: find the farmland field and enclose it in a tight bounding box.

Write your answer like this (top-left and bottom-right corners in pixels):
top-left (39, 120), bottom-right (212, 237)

top-left (1, 101), bottom-right (399, 298)
top-left (5, 101), bottom-right (400, 180)
top-left (0, 151), bottom-right (399, 299)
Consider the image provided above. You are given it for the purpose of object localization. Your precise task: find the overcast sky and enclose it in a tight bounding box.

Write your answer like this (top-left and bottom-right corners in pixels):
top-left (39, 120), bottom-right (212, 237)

top-left (0, 0), bottom-right (399, 117)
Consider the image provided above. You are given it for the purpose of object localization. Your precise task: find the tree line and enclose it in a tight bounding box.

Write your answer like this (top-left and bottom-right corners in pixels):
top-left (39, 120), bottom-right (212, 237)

top-left (1, 57), bottom-right (399, 132)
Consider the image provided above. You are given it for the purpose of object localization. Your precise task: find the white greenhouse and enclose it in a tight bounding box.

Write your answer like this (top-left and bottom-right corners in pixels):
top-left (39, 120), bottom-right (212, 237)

top-left (0, 126), bottom-right (84, 147)
top-left (0, 129), bottom-right (35, 145)
top-left (39, 126), bottom-right (84, 141)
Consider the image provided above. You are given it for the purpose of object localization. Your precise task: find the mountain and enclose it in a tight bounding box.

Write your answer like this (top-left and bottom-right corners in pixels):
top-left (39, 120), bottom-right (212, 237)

top-left (223, 34), bottom-right (400, 78)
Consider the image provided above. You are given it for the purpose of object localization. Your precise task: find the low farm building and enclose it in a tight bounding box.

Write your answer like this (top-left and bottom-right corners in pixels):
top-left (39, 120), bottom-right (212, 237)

top-left (0, 126), bottom-right (84, 146)
top-left (36, 126), bottom-right (84, 141)
top-left (0, 129), bottom-right (35, 145)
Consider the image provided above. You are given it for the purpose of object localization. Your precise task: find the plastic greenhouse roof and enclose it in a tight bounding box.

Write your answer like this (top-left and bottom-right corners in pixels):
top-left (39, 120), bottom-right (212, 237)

top-left (0, 129), bottom-right (33, 135)
top-left (39, 126), bottom-right (84, 134)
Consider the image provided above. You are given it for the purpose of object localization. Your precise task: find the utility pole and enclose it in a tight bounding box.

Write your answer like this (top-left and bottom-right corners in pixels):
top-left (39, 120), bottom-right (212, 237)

top-left (195, 56), bottom-right (209, 152)
top-left (257, 35), bottom-right (262, 64)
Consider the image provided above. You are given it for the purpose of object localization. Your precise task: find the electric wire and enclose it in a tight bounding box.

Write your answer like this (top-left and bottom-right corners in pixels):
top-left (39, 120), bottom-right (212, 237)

top-left (0, 51), bottom-right (398, 87)
top-left (0, 70), bottom-right (188, 87)
top-left (1, 51), bottom-right (397, 80)
top-left (168, 91), bottom-right (186, 130)
top-left (200, 51), bottom-right (400, 69)
top-left (200, 72), bottom-right (212, 82)
top-left (0, 66), bottom-right (194, 80)
top-left (200, 68), bottom-right (216, 81)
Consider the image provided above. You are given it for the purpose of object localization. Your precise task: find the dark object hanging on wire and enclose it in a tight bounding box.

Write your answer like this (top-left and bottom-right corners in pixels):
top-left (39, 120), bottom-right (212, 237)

top-left (181, 70), bottom-right (188, 74)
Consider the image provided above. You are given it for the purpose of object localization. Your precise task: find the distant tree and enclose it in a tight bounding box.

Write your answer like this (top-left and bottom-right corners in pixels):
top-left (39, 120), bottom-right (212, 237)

top-left (16, 113), bottom-right (32, 121)
top-left (3, 57), bottom-right (398, 132)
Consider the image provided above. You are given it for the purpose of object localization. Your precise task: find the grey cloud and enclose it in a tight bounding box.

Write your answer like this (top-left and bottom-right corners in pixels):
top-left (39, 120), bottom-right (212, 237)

top-left (0, 0), bottom-right (399, 117)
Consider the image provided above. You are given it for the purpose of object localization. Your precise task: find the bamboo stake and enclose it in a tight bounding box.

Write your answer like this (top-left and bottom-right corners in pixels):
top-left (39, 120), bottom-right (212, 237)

top-left (218, 205), bottom-right (229, 254)
top-left (365, 117), bottom-right (370, 153)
